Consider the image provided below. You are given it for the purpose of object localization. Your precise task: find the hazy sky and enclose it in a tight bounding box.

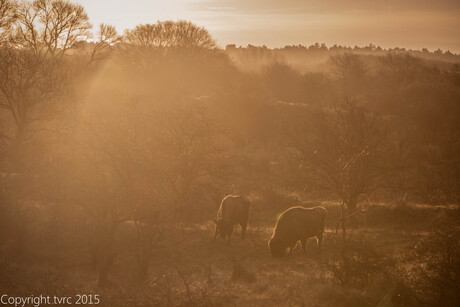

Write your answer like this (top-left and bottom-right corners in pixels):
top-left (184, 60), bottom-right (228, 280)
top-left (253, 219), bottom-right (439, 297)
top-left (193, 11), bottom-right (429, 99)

top-left (77, 0), bottom-right (460, 52)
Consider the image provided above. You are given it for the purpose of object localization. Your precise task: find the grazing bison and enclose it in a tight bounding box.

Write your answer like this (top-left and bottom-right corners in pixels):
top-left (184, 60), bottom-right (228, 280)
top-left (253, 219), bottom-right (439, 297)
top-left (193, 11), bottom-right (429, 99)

top-left (213, 195), bottom-right (250, 245)
top-left (269, 206), bottom-right (326, 257)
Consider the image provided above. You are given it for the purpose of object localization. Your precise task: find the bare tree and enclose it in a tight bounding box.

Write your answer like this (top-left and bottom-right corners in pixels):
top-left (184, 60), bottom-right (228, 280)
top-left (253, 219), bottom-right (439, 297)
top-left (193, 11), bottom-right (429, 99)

top-left (0, 1), bottom-right (118, 145)
top-left (0, 47), bottom-right (67, 142)
top-left (14, 0), bottom-right (91, 58)
top-left (172, 20), bottom-right (216, 49)
top-left (378, 53), bottom-right (426, 86)
top-left (89, 23), bottom-right (119, 62)
top-left (290, 101), bottom-right (391, 214)
top-left (330, 53), bottom-right (367, 81)
top-left (124, 20), bottom-right (216, 49)
top-left (0, 0), bottom-right (92, 143)
top-left (121, 20), bottom-right (217, 67)
top-left (159, 101), bottom-right (230, 208)
top-left (0, 0), bottom-right (17, 44)
top-left (329, 53), bottom-right (367, 95)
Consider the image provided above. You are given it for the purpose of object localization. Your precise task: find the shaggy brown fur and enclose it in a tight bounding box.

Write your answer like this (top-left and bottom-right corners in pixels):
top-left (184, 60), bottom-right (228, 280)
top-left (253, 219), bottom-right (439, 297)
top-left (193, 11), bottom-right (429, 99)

top-left (213, 195), bottom-right (250, 245)
top-left (268, 206), bottom-right (326, 257)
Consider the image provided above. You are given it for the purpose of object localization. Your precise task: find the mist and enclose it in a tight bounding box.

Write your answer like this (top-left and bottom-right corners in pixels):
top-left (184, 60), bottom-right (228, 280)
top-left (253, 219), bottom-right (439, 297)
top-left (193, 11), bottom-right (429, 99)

top-left (1, 0), bottom-right (459, 306)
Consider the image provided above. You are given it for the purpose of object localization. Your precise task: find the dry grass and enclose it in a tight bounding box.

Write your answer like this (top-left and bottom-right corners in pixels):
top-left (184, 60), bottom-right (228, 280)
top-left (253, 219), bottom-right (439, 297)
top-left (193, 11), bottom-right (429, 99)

top-left (1, 203), bottom-right (458, 306)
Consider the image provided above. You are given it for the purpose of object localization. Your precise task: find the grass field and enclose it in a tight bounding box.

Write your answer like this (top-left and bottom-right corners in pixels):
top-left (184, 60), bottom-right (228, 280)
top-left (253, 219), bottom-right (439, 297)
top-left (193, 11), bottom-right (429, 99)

top-left (2, 201), bottom-right (458, 306)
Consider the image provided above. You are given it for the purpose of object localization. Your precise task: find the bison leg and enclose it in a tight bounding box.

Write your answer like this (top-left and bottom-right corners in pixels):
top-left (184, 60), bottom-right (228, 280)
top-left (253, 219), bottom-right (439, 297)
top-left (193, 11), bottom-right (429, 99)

top-left (212, 225), bottom-right (219, 242)
top-left (240, 223), bottom-right (247, 240)
top-left (301, 239), bottom-right (307, 257)
top-left (227, 226), bottom-right (234, 246)
top-left (316, 232), bottom-right (323, 248)
top-left (315, 233), bottom-right (324, 258)
top-left (288, 242), bottom-right (296, 256)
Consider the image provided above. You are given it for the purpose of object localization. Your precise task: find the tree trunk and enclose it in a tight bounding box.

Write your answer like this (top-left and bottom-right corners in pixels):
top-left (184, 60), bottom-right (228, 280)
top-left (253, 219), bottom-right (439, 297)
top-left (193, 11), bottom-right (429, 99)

top-left (134, 221), bottom-right (151, 282)
top-left (341, 201), bottom-right (346, 242)
top-left (90, 223), bottom-right (116, 288)
top-left (344, 195), bottom-right (359, 227)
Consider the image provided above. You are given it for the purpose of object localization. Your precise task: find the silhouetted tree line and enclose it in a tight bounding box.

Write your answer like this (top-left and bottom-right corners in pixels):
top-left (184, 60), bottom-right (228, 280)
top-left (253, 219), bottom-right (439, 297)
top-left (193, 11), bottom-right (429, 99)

top-left (0, 0), bottom-right (459, 292)
top-left (226, 43), bottom-right (460, 73)
top-left (227, 43), bottom-right (458, 57)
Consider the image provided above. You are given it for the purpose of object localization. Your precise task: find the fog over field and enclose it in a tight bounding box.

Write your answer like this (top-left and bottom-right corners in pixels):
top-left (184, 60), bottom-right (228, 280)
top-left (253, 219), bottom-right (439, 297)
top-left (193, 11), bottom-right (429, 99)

top-left (0, 0), bottom-right (459, 306)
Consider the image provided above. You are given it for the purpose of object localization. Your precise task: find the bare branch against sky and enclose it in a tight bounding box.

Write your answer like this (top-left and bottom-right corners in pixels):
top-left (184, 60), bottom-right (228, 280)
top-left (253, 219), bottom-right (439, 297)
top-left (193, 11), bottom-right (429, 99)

top-left (77, 0), bottom-right (460, 51)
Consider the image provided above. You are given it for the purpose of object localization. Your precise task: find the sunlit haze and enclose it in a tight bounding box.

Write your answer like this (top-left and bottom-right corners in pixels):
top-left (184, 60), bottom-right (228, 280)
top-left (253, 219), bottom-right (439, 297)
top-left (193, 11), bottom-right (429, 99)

top-left (77, 0), bottom-right (460, 52)
top-left (1, 0), bottom-right (459, 304)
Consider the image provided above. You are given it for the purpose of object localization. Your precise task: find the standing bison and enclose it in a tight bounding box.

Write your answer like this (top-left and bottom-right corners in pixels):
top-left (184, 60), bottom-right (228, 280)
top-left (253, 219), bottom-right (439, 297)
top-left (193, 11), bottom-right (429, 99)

top-left (213, 195), bottom-right (250, 245)
top-left (269, 206), bottom-right (326, 257)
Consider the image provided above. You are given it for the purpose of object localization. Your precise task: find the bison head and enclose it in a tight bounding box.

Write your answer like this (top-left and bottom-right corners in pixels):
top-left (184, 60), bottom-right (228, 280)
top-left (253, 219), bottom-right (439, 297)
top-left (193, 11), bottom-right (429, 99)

top-left (268, 237), bottom-right (286, 258)
top-left (215, 219), bottom-right (231, 239)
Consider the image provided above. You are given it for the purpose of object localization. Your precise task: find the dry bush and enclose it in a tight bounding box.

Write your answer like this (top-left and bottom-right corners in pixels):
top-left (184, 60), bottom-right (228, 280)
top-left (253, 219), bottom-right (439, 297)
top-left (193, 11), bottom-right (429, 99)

top-left (407, 224), bottom-right (460, 306)
top-left (324, 232), bottom-right (396, 288)
top-left (149, 266), bottom-right (221, 307)
top-left (311, 285), bottom-right (372, 307)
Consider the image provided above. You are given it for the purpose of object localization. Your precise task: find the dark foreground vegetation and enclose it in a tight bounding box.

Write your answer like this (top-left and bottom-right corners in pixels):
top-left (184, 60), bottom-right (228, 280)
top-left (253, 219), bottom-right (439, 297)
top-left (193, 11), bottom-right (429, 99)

top-left (1, 0), bottom-right (459, 306)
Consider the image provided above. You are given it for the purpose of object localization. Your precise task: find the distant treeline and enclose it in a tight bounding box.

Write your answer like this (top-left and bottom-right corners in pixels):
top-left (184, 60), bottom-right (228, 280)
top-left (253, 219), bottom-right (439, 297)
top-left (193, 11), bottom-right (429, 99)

top-left (226, 43), bottom-right (460, 72)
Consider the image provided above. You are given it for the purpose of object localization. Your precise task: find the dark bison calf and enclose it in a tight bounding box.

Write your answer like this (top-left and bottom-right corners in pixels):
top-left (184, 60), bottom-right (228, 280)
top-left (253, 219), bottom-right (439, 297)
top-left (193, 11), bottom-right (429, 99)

top-left (269, 206), bottom-right (326, 257)
top-left (213, 195), bottom-right (250, 245)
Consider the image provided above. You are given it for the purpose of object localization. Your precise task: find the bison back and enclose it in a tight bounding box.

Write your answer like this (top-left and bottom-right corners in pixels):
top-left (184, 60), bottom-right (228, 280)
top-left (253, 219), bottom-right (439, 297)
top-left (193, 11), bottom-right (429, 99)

top-left (272, 206), bottom-right (326, 243)
top-left (217, 195), bottom-right (250, 225)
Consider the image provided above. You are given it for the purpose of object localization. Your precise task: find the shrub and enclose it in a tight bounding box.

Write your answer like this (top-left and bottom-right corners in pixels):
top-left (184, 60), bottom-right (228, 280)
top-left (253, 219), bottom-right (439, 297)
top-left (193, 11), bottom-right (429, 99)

top-left (324, 233), bottom-right (395, 288)
top-left (407, 224), bottom-right (460, 306)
